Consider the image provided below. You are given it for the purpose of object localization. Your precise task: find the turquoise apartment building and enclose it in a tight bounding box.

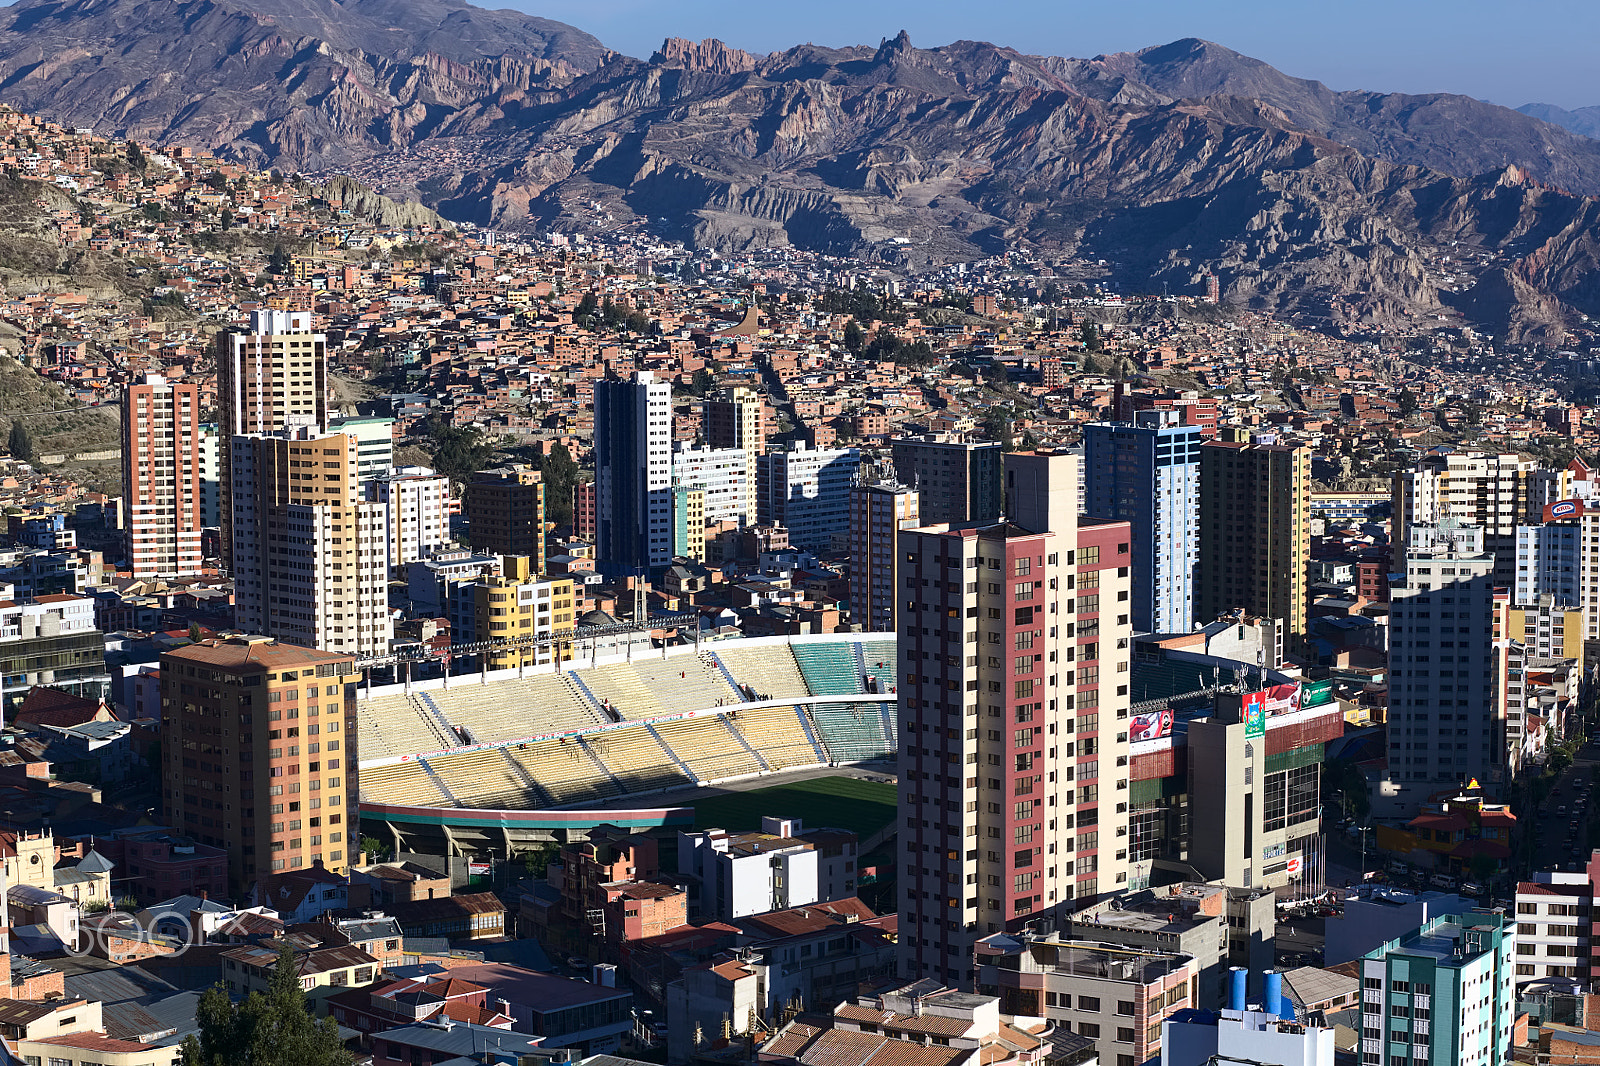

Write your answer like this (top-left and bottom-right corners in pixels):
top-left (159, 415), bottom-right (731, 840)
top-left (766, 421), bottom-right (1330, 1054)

top-left (1360, 912), bottom-right (1515, 1066)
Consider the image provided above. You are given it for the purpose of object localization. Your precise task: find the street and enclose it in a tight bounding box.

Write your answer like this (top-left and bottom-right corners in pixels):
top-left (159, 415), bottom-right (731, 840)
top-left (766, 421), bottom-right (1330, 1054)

top-left (1275, 914), bottom-right (1326, 968)
top-left (1525, 734), bottom-right (1600, 877)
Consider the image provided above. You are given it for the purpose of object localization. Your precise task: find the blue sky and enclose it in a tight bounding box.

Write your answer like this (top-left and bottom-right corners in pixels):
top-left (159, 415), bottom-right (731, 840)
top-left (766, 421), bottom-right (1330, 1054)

top-left (521, 0), bottom-right (1600, 109)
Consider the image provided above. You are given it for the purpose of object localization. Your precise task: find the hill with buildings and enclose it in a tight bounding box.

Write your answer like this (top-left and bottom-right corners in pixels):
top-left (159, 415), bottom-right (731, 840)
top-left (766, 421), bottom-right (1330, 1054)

top-left (10, 6), bottom-right (1600, 337)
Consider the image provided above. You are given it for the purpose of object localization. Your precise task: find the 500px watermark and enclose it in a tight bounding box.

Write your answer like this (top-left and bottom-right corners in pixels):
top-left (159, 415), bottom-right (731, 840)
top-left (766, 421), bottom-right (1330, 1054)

top-left (62, 910), bottom-right (200, 958)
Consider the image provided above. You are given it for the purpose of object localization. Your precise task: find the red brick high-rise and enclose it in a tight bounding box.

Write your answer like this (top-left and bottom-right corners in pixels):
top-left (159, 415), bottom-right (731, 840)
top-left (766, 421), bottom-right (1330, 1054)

top-left (122, 373), bottom-right (203, 578)
top-left (897, 452), bottom-right (1133, 987)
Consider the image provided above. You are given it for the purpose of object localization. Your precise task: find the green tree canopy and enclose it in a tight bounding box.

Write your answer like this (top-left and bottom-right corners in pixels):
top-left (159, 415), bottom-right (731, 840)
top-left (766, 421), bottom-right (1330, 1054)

top-left (180, 949), bottom-right (351, 1066)
top-left (425, 419), bottom-right (496, 484)
top-left (537, 442), bottom-right (580, 530)
top-left (7, 421), bottom-right (32, 462)
top-left (1080, 319), bottom-right (1103, 352)
top-left (842, 319), bottom-right (864, 354)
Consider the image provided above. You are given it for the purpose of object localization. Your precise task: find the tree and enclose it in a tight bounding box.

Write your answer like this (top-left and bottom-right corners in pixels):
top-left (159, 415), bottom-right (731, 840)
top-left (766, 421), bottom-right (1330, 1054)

top-left (180, 950), bottom-right (350, 1066)
top-left (981, 408), bottom-right (1014, 451)
top-left (7, 421), bottom-right (32, 462)
top-left (267, 244), bottom-right (290, 275)
top-left (1080, 319), bottom-right (1103, 352)
top-left (127, 141), bottom-right (147, 173)
top-left (425, 419), bottom-right (496, 484)
top-left (690, 367), bottom-right (715, 397)
top-left (521, 841), bottom-right (561, 880)
top-left (538, 442), bottom-right (580, 529)
top-left (842, 319), bottom-right (864, 354)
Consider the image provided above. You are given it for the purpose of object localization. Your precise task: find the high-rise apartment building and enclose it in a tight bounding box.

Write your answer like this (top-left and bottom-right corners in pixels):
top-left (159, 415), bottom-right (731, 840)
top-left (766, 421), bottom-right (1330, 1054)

top-left (757, 442), bottom-right (862, 551)
top-left (1195, 439), bottom-right (1310, 642)
top-left (703, 385), bottom-right (765, 454)
top-left (216, 310), bottom-right (329, 567)
top-left (670, 484), bottom-right (707, 562)
top-left (462, 465), bottom-right (545, 575)
top-left (369, 466), bottom-right (452, 573)
top-left (574, 480), bottom-right (596, 542)
top-left (897, 453), bottom-right (1132, 987)
top-left (328, 415), bottom-right (396, 480)
top-left (198, 424), bottom-right (221, 529)
top-left (671, 443), bottom-right (751, 525)
top-left (704, 385), bottom-right (765, 512)
top-left (1503, 593), bottom-right (1585, 661)
top-left (160, 636), bottom-right (360, 893)
top-left (1387, 523), bottom-right (1502, 788)
top-left (1515, 855), bottom-right (1600, 986)
top-left (1082, 411), bottom-right (1202, 633)
top-left (121, 373), bottom-right (203, 578)
top-left (594, 371), bottom-right (673, 573)
top-left (891, 436), bottom-right (1001, 526)
top-left (1360, 912), bottom-right (1515, 1066)
top-left (229, 429), bottom-right (393, 657)
top-left (1394, 451), bottom-right (1538, 586)
top-left (449, 556), bottom-right (575, 672)
top-left (849, 481), bottom-right (919, 633)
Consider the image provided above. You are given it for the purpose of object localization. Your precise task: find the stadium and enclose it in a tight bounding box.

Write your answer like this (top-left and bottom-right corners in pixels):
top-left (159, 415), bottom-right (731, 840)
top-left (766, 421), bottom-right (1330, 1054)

top-left (355, 633), bottom-right (900, 857)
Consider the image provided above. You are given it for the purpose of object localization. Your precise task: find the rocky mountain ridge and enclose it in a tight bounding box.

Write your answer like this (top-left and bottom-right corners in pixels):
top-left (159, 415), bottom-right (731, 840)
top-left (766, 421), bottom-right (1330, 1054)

top-left (5, 1), bottom-right (1600, 339)
top-left (0, 0), bottom-right (610, 167)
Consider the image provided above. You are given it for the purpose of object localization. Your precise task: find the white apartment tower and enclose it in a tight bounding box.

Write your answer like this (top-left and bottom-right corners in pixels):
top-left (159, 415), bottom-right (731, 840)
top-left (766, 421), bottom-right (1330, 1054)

top-left (217, 310), bottom-right (330, 568)
top-left (368, 466), bottom-right (452, 573)
top-left (1394, 452), bottom-right (1537, 585)
top-left (230, 428), bottom-right (393, 657)
top-left (897, 452), bottom-right (1133, 987)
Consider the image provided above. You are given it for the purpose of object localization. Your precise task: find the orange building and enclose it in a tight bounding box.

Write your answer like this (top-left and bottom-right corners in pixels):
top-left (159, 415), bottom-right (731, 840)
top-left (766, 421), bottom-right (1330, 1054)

top-left (160, 637), bottom-right (361, 893)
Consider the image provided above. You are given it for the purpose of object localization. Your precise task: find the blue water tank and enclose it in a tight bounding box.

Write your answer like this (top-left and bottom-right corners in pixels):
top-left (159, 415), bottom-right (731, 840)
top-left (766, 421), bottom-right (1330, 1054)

top-left (1262, 970), bottom-right (1282, 1015)
top-left (1228, 967), bottom-right (1247, 1011)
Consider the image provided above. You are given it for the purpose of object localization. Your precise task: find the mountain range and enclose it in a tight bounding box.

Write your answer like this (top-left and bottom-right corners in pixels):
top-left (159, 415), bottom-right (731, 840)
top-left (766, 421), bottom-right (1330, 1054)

top-left (5, 0), bottom-right (1600, 340)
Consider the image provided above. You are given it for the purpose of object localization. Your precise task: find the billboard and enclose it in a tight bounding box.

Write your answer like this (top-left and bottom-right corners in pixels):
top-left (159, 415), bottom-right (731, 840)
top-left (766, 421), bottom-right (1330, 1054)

top-left (1544, 498), bottom-right (1588, 522)
top-left (1130, 708), bottom-right (1174, 742)
top-left (1301, 679), bottom-right (1334, 708)
top-left (1243, 690), bottom-right (1267, 738)
top-left (1263, 683), bottom-right (1301, 717)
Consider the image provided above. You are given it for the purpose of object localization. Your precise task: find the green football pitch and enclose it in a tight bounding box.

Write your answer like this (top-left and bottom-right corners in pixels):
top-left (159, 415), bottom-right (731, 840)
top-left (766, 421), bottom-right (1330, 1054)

top-left (689, 776), bottom-right (897, 839)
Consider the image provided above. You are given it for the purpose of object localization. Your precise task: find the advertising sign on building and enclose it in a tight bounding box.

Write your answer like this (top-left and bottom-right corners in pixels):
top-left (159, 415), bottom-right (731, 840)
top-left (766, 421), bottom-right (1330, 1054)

top-left (1544, 499), bottom-right (1587, 522)
top-left (1263, 683), bottom-right (1301, 716)
top-left (1243, 690), bottom-right (1266, 738)
top-left (1300, 679), bottom-right (1334, 708)
top-left (1130, 708), bottom-right (1174, 742)
top-left (1285, 856), bottom-right (1302, 878)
